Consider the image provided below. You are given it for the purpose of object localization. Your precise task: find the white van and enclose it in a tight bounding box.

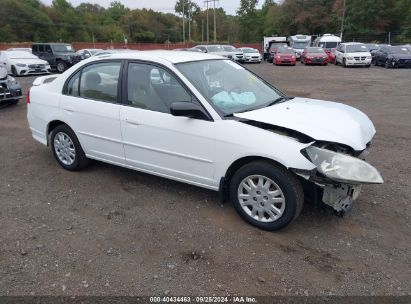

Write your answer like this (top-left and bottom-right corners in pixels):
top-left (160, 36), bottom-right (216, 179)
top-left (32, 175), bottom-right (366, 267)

top-left (313, 34), bottom-right (341, 51)
top-left (288, 35), bottom-right (312, 59)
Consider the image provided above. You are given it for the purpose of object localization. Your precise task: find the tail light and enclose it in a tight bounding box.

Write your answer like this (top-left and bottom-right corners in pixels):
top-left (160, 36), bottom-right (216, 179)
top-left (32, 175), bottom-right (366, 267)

top-left (27, 87), bottom-right (31, 104)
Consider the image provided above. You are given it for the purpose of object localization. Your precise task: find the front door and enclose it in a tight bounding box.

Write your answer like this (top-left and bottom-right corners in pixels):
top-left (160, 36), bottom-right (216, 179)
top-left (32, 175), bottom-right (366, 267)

top-left (119, 62), bottom-right (216, 189)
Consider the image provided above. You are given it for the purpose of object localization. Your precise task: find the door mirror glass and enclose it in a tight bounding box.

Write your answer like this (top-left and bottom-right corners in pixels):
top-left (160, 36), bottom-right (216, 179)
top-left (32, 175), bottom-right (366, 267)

top-left (170, 102), bottom-right (210, 120)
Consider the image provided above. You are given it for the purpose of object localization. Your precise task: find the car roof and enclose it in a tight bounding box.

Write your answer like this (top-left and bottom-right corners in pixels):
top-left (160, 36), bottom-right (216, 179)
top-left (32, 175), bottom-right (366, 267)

top-left (93, 50), bottom-right (223, 64)
top-left (32, 43), bottom-right (71, 45)
top-left (342, 42), bottom-right (365, 45)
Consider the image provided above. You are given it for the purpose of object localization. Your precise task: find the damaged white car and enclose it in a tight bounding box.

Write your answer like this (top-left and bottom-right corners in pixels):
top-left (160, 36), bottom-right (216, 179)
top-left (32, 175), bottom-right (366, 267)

top-left (27, 51), bottom-right (383, 231)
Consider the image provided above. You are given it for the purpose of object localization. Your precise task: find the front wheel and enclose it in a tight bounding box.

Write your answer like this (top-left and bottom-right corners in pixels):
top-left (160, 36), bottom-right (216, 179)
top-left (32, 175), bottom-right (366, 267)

top-left (11, 66), bottom-right (18, 76)
top-left (343, 58), bottom-right (347, 68)
top-left (51, 124), bottom-right (90, 171)
top-left (229, 161), bottom-right (304, 231)
top-left (56, 61), bottom-right (67, 73)
top-left (384, 60), bottom-right (391, 69)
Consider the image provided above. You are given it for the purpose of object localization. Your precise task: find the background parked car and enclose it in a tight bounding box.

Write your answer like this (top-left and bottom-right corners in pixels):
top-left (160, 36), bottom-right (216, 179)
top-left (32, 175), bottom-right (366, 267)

top-left (238, 47), bottom-right (262, 63)
top-left (6, 48), bottom-right (32, 53)
top-left (267, 43), bottom-right (288, 63)
top-left (76, 48), bottom-right (103, 59)
top-left (374, 46), bottom-right (411, 68)
top-left (273, 47), bottom-right (296, 66)
top-left (192, 45), bottom-right (234, 60)
top-left (32, 43), bottom-right (82, 73)
top-left (0, 51), bottom-right (51, 76)
top-left (220, 45), bottom-right (245, 62)
top-left (334, 43), bottom-right (372, 68)
top-left (301, 47), bottom-right (329, 65)
top-left (364, 44), bottom-right (391, 64)
top-left (326, 49), bottom-right (336, 63)
top-left (0, 65), bottom-right (22, 105)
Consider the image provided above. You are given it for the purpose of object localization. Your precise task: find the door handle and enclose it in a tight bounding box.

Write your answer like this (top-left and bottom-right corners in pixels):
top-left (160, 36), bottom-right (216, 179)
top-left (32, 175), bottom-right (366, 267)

top-left (125, 118), bottom-right (141, 126)
top-left (63, 106), bottom-right (75, 113)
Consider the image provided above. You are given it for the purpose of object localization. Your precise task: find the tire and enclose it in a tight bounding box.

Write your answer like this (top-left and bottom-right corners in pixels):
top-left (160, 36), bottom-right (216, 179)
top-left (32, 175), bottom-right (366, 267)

top-left (8, 99), bottom-right (19, 105)
top-left (56, 61), bottom-right (67, 73)
top-left (343, 58), bottom-right (347, 68)
top-left (51, 124), bottom-right (90, 171)
top-left (334, 59), bottom-right (338, 65)
top-left (11, 66), bottom-right (18, 76)
top-left (229, 161), bottom-right (304, 231)
top-left (384, 60), bottom-right (391, 69)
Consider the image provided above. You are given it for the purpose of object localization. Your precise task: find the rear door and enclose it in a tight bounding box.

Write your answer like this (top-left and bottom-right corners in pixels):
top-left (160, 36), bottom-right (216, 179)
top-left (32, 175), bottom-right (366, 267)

top-left (119, 61), bottom-right (216, 188)
top-left (59, 60), bottom-right (125, 164)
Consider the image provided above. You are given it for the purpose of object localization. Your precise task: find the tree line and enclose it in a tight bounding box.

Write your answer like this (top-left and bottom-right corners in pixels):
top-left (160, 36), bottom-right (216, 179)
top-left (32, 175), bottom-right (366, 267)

top-left (0, 0), bottom-right (409, 44)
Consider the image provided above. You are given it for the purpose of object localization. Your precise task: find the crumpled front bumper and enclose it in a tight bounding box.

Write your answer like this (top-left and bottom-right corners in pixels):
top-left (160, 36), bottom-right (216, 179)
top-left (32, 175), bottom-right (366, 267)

top-left (322, 183), bottom-right (362, 213)
top-left (0, 81), bottom-right (22, 103)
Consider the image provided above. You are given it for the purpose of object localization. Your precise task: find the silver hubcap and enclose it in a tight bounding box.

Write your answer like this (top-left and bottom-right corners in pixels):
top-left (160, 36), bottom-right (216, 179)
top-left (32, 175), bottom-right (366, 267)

top-left (238, 175), bottom-right (285, 223)
top-left (57, 63), bottom-right (64, 72)
top-left (54, 132), bottom-right (75, 165)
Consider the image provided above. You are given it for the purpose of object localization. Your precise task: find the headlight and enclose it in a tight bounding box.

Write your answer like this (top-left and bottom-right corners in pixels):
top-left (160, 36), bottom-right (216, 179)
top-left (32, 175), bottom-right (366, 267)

top-left (303, 146), bottom-right (384, 184)
top-left (276, 55), bottom-right (281, 59)
top-left (347, 57), bottom-right (353, 60)
top-left (16, 63), bottom-right (26, 67)
top-left (8, 76), bottom-right (18, 85)
top-left (307, 56), bottom-right (313, 59)
top-left (367, 56), bottom-right (372, 59)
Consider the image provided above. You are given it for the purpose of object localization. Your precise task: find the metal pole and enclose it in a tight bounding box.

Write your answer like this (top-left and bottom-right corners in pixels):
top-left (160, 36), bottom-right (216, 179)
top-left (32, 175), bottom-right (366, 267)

top-left (188, 0), bottom-right (191, 43)
top-left (182, 0), bottom-right (185, 43)
top-left (340, 0), bottom-right (346, 40)
top-left (207, 2), bottom-right (209, 44)
top-left (202, 19), bottom-right (204, 43)
top-left (213, 0), bottom-right (217, 43)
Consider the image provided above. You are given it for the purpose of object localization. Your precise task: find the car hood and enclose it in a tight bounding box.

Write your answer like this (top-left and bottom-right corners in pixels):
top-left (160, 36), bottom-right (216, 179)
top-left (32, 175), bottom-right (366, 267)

top-left (10, 58), bottom-right (48, 65)
top-left (391, 53), bottom-right (411, 59)
top-left (307, 53), bottom-right (327, 57)
top-left (54, 52), bottom-right (79, 57)
top-left (346, 52), bottom-right (371, 56)
top-left (234, 97), bottom-right (375, 151)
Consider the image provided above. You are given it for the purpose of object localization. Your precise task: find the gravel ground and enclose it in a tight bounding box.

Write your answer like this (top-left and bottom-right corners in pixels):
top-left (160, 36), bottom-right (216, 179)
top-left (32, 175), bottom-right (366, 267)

top-left (0, 63), bottom-right (410, 296)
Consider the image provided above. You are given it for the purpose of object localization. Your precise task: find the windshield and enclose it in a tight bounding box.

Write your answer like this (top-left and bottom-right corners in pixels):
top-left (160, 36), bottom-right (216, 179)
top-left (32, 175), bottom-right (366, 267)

top-left (176, 59), bottom-right (282, 116)
top-left (270, 44), bottom-right (287, 51)
top-left (90, 49), bottom-right (103, 55)
top-left (388, 47), bottom-right (411, 54)
top-left (51, 45), bottom-right (74, 53)
top-left (306, 47), bottom-right (325, 53)
top-left (207, 45), bottom-right (223, 52)
top-left (292, 42), bottom-right (310, 49)
top-left (277, 47), bottom-right (295, 54)
top-left (243, 49), bottom-right (258, 53)
top-left (223, 46), bottom-right (236, 51)
top-left (319, 42), bottom-right (339, 49)
top-left (365, 44), bottom-right (379, 51)
top-left (346, 44), bottom-right (368, 53)
top-left (6, 52), bottom-right (37, 59)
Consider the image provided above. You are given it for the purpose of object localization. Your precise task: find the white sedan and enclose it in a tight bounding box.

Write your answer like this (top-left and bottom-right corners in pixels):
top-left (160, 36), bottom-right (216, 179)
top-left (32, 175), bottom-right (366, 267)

top-left (238, 47), bottom-right (262, 63)
top-left (27, 51), bottom-right (383, 231)
top-left (0, 51), bottom-right (51, 76)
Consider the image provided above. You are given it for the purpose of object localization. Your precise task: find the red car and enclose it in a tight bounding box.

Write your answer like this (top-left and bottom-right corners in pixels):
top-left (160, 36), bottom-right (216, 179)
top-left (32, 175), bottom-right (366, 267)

top-left (301, 47), bottom-right (329, 65)
top-left (274, 47), bottom-right (296, 66)
top-left (325, 49), bottom-right (336, 63)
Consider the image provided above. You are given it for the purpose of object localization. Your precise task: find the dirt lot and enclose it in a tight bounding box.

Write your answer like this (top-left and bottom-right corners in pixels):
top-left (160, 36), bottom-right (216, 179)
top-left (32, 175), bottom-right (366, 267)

top-left (0, 63), bottom-right (410, 296)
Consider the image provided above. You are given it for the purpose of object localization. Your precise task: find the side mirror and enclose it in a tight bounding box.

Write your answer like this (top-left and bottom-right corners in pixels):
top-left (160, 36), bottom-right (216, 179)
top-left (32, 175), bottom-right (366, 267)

top-left (170, 102), bottom-right (211, 121)
top-left (85, 53), bottom-right (91, 58)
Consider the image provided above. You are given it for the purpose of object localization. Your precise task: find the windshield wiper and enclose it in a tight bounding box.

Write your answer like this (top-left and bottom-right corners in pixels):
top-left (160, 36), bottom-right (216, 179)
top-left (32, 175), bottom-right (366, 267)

top-left (266, 96), bottom-right (293, 107)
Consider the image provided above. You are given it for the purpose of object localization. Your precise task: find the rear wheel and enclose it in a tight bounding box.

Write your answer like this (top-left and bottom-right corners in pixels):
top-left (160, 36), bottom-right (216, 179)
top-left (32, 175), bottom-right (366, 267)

top-left (51, 124), bottom-right (89, 171)
top-left (229, 161), bottom-right (304, 231)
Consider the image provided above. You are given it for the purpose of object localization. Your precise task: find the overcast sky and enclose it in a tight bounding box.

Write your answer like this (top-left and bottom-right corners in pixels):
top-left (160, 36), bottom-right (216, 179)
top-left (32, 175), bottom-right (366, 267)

top-left (40, 0), bottom-right (266, 15)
